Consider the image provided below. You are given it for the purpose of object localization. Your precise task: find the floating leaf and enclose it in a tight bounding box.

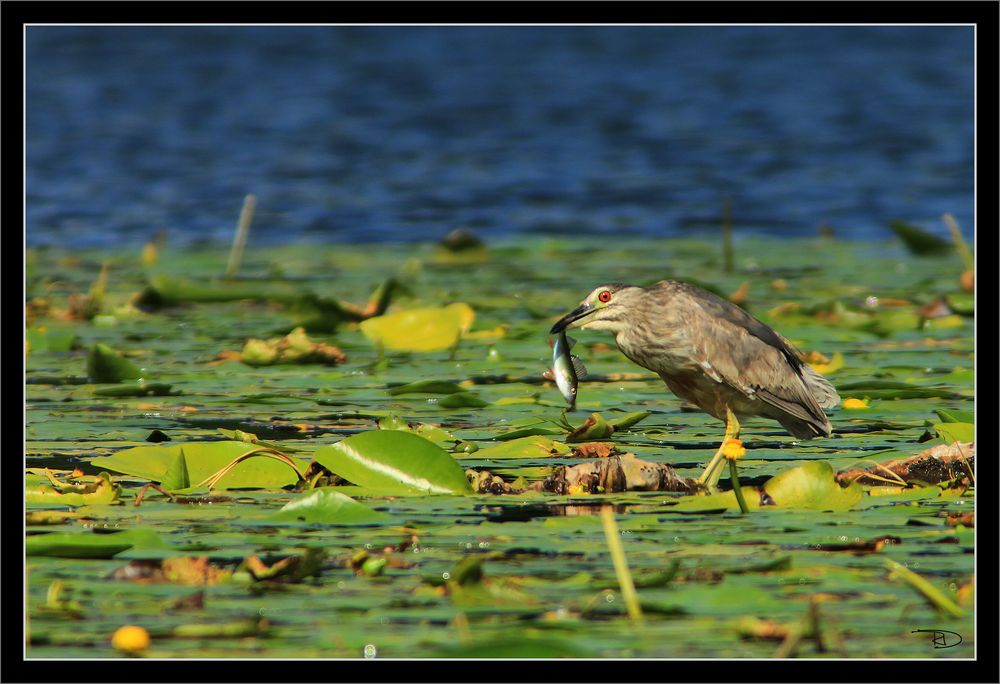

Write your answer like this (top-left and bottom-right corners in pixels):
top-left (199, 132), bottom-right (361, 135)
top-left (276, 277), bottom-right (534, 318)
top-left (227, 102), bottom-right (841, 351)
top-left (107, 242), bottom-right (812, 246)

top-left (889, 220), bottom-right (952, 256)
top-left (93, 381), bottom-right (174, 397)
top-left (86, 343), bottom-right (143, 382)
top-left (763, 462), bottom-right (863, 511)
top-left (239, 327), bottom-right (346, 366)
top-left (378, 417), bottom-right (458, 445)
top-left (474, 436), bottom-right (568, 460)
top-left (313, 431), bottom-right (473, 495)
top-left (26, 471), bottom-right (120, 507)
top-left (438, 391), bottom-right (490, 409)
top-left (934, 422), bottom-right (974, 444)
top-left (26, 528), bottom-right (168, 559)
top-left (359, 302), bottom-right (475, 352)
top-left (430, 637), bottom-right (587, 658)
top-left (835, 380), bottom-right (960, 400)
top-left (269, 488), bottom-right (389, 524)
top-left (608, 411), bottom-right (653, 431)
top-left (26, 325), bottom-right (78, 353)
top-left (91, 442), bottom-right (308, 491)
top-left (935, 409), bottom-right (974, 424)
top-left (669, 487), bottom-right (761, 513)
top-left (944, 292), bottom-right (974, 315)
top-left (387, 380), bottom-right (465, 395)
top-left (567, 413), bottom-right (614, 442)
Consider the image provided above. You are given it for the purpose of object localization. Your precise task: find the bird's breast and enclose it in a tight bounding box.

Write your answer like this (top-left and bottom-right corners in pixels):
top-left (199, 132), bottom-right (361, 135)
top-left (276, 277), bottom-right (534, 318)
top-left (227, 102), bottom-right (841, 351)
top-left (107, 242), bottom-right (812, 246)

top-left (614, 326), bottom-right (695, 376)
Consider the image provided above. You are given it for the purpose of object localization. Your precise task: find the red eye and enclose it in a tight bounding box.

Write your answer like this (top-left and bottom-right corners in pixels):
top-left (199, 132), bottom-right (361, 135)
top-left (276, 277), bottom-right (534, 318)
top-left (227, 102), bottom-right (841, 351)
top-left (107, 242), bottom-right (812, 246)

top-left (598, 290), bottom-right (612, 303)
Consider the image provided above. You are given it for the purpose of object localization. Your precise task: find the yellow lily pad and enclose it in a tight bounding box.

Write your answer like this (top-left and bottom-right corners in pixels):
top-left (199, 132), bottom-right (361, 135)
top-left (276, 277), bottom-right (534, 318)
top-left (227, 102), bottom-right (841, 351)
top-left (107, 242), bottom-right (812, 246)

top-left (360, 302), bottom-right (475, 352)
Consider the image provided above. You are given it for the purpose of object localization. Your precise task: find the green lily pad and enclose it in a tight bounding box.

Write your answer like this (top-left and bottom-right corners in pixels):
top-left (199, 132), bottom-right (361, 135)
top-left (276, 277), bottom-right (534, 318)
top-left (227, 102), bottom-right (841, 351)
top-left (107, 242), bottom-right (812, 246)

top-left (474, 435), bottom-right (568, 460)
top-left (935, 409), bottom-right (974, 424)
top-left (567, 412), bottom-right (614, 442)
top-left (835, 380), bottom-right (960, 399)
top-left (430, 637), bottom-right (588, 658)
top-left (26, 325), bottom-right (78, 353)
top-left (313, 431), bottom-right (473, 495)
top-left (26, 471), bottom-right (120, 507)
top-left (269, 488), bottom-right (389, 524)
top-left (763, 461), bottom-right (863, 511)
top-left (26, 528), bottom-right (168, 559)
top-left (889, 220), bottom-right (952, 256)
top-left (438, 391), bottom-right (490, 409)
top-left (86, 343), bottom-right (143, 383)
top-left (91, 442), bottom-right (308, 491)
top-left (387, 380), bottom-right (466, 395)
top-left (934, 422), bottom-right (974, 444)
top-left (670, 487), bottom-right (761, 513)
top-left (609, 411), bottom-right (653, 430)
top-left (93, 381), bottom-right (175, 397)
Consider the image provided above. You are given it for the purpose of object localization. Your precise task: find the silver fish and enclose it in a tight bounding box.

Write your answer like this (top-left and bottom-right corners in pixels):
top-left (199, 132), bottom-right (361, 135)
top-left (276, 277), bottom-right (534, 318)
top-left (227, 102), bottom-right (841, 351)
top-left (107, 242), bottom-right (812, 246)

top-left (549, 332), bottom-right (588, 409)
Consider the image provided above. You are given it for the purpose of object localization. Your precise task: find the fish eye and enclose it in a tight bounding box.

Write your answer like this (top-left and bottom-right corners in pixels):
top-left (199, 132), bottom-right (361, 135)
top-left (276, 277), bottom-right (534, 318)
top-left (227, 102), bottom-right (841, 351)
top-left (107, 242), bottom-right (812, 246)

top-left (598, 290), bottom-right (612, 303)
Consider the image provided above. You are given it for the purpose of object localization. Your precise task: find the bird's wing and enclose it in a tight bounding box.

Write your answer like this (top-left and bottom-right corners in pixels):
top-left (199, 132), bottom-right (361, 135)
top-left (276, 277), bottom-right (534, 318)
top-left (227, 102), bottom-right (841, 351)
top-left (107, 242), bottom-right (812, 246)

top-left (681, 288), bottom-right (830, 429)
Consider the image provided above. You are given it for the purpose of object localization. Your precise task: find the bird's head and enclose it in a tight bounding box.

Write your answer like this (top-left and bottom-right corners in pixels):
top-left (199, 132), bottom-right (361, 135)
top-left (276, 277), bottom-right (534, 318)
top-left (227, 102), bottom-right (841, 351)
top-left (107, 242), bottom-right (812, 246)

top-left (550, 283), bottom-right (646, 335)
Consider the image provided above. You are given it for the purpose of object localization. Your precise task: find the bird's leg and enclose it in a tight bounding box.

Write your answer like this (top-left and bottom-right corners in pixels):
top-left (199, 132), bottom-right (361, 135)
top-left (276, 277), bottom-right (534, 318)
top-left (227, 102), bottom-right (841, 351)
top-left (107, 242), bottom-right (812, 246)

top-left (696, 408), bottom-right (741, 490)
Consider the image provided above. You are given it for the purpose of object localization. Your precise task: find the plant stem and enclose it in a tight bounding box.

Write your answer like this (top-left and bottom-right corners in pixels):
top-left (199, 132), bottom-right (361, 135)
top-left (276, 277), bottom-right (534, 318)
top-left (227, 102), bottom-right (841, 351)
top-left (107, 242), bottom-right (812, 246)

top-left (600, 505), bottom-right (643, 623)
top-left (225, 194), bottom-right (256, 280)
top-left (884, 558), bottom-right (965, 618)
top-left (729, 459), bottom-right (750, 514)
top-left (942, 213), bottom-right (974, 272)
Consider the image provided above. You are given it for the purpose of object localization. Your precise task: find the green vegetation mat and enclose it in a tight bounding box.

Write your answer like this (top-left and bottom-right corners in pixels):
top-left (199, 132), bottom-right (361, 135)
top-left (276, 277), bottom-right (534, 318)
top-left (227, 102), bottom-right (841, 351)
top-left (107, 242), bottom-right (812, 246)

top-left (25, 235), bottom-right (974, 658)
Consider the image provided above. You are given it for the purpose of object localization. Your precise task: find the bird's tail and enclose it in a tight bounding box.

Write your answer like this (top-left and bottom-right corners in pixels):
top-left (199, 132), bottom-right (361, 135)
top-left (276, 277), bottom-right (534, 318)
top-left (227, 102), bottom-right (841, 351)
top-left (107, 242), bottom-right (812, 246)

top-left (801, 364), bottom-right (841, 410)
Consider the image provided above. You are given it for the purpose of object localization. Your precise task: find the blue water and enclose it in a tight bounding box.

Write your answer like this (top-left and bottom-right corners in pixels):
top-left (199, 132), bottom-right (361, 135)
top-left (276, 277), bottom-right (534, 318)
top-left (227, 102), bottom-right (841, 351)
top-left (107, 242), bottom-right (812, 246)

top-left (26, 26), bottom-right (974, 248)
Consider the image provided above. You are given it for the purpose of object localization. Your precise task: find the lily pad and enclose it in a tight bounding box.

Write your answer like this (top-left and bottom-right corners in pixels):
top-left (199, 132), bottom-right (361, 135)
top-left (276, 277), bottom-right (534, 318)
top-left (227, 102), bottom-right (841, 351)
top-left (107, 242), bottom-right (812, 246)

top-left (359, 302), bottom-right (475, 351)
top-left (26, 325), bottom-right (78, 353)
top-left (934, 422), bottom-right (974, 444)
top-left (26, 471), bottom-right (120, 507)
top-left (889, 220), bottom-right (952, 256)
top-left (474, 436), bottom-right (569, 460)
top-left (438, 391), bottom-right (490, 409)
top-left (313, 431), bottom-right (473, 495)
top-left (269, 488), bottom-right (389, 524)
top-left (387, 380), bottom-right (465, 395)
top-left (763, 461), bottom-right (863, 511)
top-left (86, 343), bottom-right (143, 382)
top-left (93, 381), bottom-right (175, 397)
top-left (26, 528), bottom-right (168, 559)
top-left (91, 442), bottom-right (308, 491)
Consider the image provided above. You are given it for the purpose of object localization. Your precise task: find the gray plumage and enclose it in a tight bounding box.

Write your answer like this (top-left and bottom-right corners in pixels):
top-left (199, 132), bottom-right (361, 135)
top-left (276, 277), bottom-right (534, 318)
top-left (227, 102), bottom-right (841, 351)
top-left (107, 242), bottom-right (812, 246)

top-left (551, 280), bottom-right (840, 440)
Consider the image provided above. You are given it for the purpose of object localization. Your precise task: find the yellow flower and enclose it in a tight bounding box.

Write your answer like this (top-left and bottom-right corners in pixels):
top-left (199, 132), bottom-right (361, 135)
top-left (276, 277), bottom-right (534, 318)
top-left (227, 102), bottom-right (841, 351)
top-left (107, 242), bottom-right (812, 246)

top-left (721, 438), bottom-right (746, 461)
top-left (111, 625), bottom-right (150, 653)
top-left (842, 397), bottom-right (869, 410)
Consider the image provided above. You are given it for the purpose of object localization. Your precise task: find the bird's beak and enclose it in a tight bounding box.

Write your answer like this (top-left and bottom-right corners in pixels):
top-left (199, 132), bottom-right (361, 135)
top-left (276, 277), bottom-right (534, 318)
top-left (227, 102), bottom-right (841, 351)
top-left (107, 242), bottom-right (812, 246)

top-left (550, 302), bottom-right (595, 334)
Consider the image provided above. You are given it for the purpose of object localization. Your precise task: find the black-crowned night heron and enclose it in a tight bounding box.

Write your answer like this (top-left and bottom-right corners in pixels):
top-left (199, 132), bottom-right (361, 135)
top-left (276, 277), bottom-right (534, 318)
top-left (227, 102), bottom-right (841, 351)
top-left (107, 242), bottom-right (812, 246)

top-left (550, 281), bottom-right (840, 488)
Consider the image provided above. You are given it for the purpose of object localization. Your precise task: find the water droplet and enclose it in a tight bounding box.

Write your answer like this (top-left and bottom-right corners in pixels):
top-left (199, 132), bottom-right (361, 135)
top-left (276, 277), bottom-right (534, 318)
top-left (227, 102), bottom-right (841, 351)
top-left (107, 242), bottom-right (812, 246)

top-left (364, 644), bottom-right (377, 659)
top-left (442, 572), bottom-right (451, 580)
top-left (605, 593), bottom-right (615, 603)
